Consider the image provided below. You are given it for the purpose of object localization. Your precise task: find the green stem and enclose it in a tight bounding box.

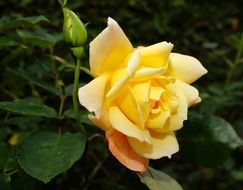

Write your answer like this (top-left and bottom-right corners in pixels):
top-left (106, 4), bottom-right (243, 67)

top-left (226, 34), bottom-right (243, 83)
top-left (58, 95), bottom-right (66, 118)
top-left (73, 57), bottom-right (86, 136)
top-left (80, 66), bottom-right (94, 77)
top-left (235, 34), bottom-right (243, 65)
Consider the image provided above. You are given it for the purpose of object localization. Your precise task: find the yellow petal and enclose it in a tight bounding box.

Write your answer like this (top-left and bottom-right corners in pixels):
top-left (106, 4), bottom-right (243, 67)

top-left (109, 106), bottom-right (151, 143)
top-left (175, 79), bottom-right (201, 107)
top-left (166, 53), bottom-right (208, 84)
top-left (140, 42), bottom-right (173, 67)
top-left (164, 90), bottom-right (188, 132)
top-left (146, 111), bottom-right (171, 131)
top-left (149, 86), bottom-right (164, 100)
top-left (134, 67), bottom-right (165, 79)
top-left (90, 17), bottom-right (133, 76)
top-left (106, 129), bottom-right (148, 172)
top-left (106, 74), bottom-right (129, 98)
top-left (126, 49), bottom-right (141, 75)
top-left (78, 74), bottom-right (109, 117)
top-left (132, 81), bottom-right (150, 102)
top-left (89, 110), bottom-right (111, 131)
top-left (106, 50), bottom-right (141, 98)
top-left (116, 86), bottom-right (144, 128)
top-left (155, 76), bottom-right (176, 87)
top-left (128, 132), bottom-right (179, 159)
top-left (132, 81), bottom-right (151, 121)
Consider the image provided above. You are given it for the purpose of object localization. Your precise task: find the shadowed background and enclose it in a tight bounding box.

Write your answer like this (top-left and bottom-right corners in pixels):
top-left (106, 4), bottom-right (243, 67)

top-left (0, 0), bottom-right (243, 189)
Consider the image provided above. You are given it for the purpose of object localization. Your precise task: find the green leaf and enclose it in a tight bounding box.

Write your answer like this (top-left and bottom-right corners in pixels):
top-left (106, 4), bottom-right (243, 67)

top-left (0, 37), bottom-right (18, 47)
top-left (17, 130), bottom-right (86, 183)
top-left (64, 83), bottom-right (85, 96)
top-left (202, 42), bottom-right (218, 49)
top-left (17, 15), bottom-right (49, 25)
top-left (0, 128), bottom-right (12, 141)
top-left (0, 143), bottom-right (17, 172)
top-left (0, 175), bottom-right (11, 190)
top-left (63, 108), bottom-right (92, 125)
top-left (16, 30), bottom-right (61, 48)
top-left (0, 100), bottom-right (57, 118)
top-left (231, 169), bottom-right (243, 181)
top-left (138, 167), bottom-right (183, 190)
top-left (0, 15), bottom-right (49, 31)
top-left (6, 116), bottom-right (43, 131)
top-left (18, 69), bottom-right (60, 96)
top-left (177, 114), bottom-right (243, 167)
top-left (0, 47), bottom-right (24, 66)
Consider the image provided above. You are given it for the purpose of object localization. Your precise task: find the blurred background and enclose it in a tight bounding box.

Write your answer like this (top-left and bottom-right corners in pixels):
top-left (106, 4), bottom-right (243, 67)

top-left (0, 0), bottom-right (243, 189)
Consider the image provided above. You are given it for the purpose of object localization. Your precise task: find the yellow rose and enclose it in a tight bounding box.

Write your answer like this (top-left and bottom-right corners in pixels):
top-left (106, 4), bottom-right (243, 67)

top-left (78, 17), bottom-right (207, 172)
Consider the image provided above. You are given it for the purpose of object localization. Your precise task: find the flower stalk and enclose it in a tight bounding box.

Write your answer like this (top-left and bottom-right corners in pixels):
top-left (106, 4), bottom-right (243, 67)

top-left (72, 48), bottom-right (86, 136)
top-left (61, 3), bottom-right (87, 136)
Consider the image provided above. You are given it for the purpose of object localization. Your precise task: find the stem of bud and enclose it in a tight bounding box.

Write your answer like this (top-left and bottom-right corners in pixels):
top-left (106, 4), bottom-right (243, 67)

top-left (72, 49), bottom-right (86, 136)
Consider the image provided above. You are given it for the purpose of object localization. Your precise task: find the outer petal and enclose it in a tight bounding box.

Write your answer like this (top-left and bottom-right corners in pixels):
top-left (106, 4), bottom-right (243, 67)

top-left (90, 17), bottom-right (133, 76)
top-left (109, 106), bottom-right (151, 144)
top-left (166, 53), bottom-right (207, 84)
top-left (175, 79), bottom-right (201, 107)
top-left (128, 132), bottom-right (179, 159)
top-left (107, 129), bottom-right (148, 172)
top-left (78, 74), bottom-right (109, 118)
top-left (89, 109), bottom-right (111, 131)
top-left (140, 42), bottom-right (173, 68)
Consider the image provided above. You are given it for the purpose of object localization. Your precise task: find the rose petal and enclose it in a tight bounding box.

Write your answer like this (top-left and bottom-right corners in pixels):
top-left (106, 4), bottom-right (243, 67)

top-left (132, 81), bottom-right (150, 102)
top-left (166, 53), bottom-right (208, 84)
top-left (116, 86), bottom-right (144, 128)
top-left (175, 79), bottom-right (201, 107)
top-left (90, 17), bottom-right (133, 76)
top-left (106, 50), bottom-right (141, 98)
top-left (140, 42), bottom-right (173, 68)
top-left (146, 111), bottom-right (171, 131)
top-left (109, 106), bottom-right (151, 143)
top-left (134, 67), bottom-right (165, 79)
top-left (132, 81), bottom-right (151, 121)
top-left (107, 129), bottom-right (148, 172)
top-left (128, 132), bottom-right (179, 159)
top-left (126, 49), bottom-right (141, 75)
top-left (106, 74), bottom-right (129, 98)
top-left (89, 110), bottom-right (111, 131)
top-left (78, 74), bottom-right (109, 118)
top-left (163, 89), bottom-right (188, 132)
top-left (149, 86), bottom-right (165, 100)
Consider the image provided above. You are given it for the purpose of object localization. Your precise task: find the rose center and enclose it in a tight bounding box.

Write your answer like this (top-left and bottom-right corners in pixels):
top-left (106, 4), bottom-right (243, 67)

top-left (152, 101), bottom-right (160, 109)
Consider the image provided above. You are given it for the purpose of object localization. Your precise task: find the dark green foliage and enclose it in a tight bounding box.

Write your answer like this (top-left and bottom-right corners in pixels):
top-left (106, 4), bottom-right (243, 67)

top-left (0, 100), bottom-right (57, 118)
top-left (0, 143), bottom-right (17, 173)
top-left (17, 131), bottom-right (86, 183)
top-left (0, 0), bottom-right (243, 189)
top-left (177, 114), bottom-right (243, 167)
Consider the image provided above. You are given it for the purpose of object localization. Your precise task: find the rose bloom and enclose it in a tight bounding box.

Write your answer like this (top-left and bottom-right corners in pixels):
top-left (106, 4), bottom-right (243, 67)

top-left (78, 18), bottom-right (207, 172)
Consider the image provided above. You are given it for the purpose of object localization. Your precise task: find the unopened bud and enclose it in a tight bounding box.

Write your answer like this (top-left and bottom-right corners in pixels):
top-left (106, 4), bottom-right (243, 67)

top-left (62, 7), bottom-right (87, 47)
